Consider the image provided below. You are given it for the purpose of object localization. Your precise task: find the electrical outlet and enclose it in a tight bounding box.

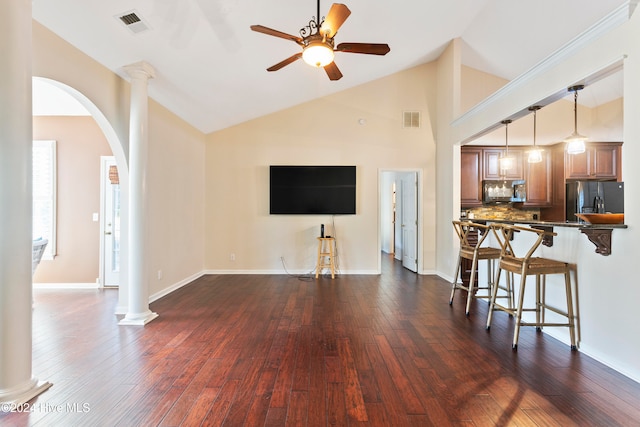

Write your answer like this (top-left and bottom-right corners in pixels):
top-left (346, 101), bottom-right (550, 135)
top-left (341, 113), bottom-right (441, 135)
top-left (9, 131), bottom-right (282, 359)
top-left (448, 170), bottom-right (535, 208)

top-left (230, 253), bottom-right (236, 261)
top-left (157, 270), bottom-right (163, 280)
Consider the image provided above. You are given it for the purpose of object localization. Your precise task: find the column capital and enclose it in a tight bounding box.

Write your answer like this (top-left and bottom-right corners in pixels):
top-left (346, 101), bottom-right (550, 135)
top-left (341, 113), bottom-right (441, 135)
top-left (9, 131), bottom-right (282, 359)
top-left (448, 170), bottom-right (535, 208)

top-left (122, 61), bottom-right (155, 80)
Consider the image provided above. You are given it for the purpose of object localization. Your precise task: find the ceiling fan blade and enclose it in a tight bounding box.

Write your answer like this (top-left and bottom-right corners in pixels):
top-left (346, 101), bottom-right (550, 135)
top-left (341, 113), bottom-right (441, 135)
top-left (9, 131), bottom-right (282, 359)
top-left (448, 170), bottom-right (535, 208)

top-left (266, 52), bottom-right (303, 72)
top-left (320, 3), bottom-right (351, 38)
top-left (324, 61), bottom-right (343, 81)
top-left (250, 25), bottom-right (303, 45)
top-left (336, 42), bottom-right (390, 55)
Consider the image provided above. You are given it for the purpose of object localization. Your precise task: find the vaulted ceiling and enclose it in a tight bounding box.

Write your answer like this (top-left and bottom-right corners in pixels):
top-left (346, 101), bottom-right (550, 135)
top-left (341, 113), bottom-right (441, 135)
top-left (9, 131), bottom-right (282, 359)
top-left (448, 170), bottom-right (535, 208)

top-left (32, 0), bottom-right (628, 134)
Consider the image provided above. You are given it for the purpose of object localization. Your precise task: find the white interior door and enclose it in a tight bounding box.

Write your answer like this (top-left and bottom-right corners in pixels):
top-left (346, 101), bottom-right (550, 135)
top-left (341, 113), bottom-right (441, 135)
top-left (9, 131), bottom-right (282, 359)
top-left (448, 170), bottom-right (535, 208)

top-left (391, 181), bottom-right (396, 255)
top-left (401, 173), bottom-right (418, 272)
top-left (394, 178), bottom-right (403, 260)
top-left (101, 157), bottom-right (120, 287)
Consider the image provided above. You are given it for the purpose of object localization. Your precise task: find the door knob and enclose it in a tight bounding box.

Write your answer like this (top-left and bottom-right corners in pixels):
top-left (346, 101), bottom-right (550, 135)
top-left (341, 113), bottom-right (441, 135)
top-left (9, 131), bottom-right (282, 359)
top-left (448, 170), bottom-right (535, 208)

top-left (105, 231), bottom-right (112, 235)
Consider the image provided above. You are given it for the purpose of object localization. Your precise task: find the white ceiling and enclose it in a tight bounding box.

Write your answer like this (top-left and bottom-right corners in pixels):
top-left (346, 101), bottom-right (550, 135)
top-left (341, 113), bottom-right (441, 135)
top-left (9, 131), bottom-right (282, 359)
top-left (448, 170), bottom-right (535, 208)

top-left (33, 79), bottom-right (90, 116)
top-left (31, 0), bottom-right (629, 134)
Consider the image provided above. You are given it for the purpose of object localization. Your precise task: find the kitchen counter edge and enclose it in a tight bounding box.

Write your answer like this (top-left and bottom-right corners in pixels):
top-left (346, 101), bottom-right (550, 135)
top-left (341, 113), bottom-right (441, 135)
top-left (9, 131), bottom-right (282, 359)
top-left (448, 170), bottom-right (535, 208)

top-left (464, 218), bottom-right (628, 229)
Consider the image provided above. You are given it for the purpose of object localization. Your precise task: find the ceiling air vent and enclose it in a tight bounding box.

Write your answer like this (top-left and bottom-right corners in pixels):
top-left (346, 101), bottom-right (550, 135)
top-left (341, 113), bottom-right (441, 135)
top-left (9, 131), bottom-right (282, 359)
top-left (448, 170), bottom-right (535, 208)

top-left (403, 111), bottom-right (421, 129)
top-left (115, 10), bottom-right (150, 34)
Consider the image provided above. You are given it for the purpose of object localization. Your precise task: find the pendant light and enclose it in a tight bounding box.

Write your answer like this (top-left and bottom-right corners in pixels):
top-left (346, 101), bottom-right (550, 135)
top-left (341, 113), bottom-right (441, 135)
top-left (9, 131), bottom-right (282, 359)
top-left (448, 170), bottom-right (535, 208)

top-left (499, 119), bottom-right (514, 172)
top-left (527, 106), bottom-right (543, 163)
top-left (565, 85), bottom-right (587, 154)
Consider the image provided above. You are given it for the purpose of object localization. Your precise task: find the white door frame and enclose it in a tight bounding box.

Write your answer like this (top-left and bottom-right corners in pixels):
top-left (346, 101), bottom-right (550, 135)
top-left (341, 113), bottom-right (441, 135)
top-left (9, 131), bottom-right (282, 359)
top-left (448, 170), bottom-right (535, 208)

top-left (378, 169), bottom-right (422, 274)
top-left (99, 156), bottom-right (120, 287)
top-left (400, 172), bottom-right (418, 272)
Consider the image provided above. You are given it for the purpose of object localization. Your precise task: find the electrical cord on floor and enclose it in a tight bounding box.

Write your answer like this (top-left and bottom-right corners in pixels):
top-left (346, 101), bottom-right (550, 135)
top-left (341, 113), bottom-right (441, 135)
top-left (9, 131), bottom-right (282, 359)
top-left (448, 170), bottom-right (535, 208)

top-left (331, 215), bottom-right (342, 275)
top-left (280, 256), bottom-right (314, 281)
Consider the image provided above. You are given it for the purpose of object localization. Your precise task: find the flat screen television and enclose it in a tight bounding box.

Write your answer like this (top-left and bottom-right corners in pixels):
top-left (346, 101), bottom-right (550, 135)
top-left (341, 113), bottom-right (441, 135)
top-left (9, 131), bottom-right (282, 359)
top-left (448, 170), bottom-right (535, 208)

top-left (269, 165), bottom-right (356, 215)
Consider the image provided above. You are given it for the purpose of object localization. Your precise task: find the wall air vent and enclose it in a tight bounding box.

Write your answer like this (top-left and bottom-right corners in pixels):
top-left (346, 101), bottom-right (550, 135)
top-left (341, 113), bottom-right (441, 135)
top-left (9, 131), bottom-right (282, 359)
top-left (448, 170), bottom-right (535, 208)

top-left (115, 10), bottom-right (150, 34)
top-left (403, 111), bottom-right (421, 129)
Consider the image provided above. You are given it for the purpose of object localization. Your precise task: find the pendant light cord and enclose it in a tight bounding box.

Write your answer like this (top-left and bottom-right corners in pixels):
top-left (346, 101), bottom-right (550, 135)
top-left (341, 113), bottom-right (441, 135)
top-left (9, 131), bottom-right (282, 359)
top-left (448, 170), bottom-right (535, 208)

top-left (506, 123), bottom-right (509, 155)
top-left (533, 108), bottom-right (537, 147)
top-left (573, 89), bottom-right (578, 134)
top-left (502, 119), bottom-right (511, 155)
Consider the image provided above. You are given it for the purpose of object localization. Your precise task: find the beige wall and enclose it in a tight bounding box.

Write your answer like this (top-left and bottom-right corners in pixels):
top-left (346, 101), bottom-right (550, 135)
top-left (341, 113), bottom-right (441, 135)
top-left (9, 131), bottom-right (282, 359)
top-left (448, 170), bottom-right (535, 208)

top-left (33, 116), bottom-right (112, 283)
top-left (33, 21), bottom-right (207, 302)
top-left (435, 39), bottom-right (462, 281)
top-left (205, 63), bottom-right (438, 273)
top-left (461, 65), bottom-right (507, 113)
top-left (591, 97), bottom-right (624, 141)
top-left (147, 99), bottom-right (206, 296)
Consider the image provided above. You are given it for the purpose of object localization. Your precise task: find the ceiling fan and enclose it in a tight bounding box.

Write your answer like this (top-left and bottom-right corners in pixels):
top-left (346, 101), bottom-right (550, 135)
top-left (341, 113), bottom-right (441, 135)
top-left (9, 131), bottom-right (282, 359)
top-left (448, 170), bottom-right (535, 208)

top-left (250, 1), bottom-right (390, 81)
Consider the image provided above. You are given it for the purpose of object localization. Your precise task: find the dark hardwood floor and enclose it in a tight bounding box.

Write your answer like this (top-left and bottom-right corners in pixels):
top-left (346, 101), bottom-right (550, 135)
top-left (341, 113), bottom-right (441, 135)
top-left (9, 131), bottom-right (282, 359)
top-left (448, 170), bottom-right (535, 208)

top-left (3, 254), bottom-right (640, 426)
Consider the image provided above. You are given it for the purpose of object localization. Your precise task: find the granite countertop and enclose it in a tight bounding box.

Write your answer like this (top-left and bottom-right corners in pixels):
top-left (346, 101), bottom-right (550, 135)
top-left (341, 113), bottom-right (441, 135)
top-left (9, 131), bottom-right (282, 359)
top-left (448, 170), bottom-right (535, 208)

top-left (466, 217), bottom-right (628, 229)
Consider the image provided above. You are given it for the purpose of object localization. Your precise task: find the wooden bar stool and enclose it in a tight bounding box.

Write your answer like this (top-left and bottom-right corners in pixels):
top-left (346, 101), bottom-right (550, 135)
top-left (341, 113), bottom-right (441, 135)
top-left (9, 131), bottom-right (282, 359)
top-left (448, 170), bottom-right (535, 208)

top-left (450, 221), bottom-right (509, 316)
top-left (316, 237), bottom-right (336, 279)
top-left (486, 224), bottom-right (577, 351)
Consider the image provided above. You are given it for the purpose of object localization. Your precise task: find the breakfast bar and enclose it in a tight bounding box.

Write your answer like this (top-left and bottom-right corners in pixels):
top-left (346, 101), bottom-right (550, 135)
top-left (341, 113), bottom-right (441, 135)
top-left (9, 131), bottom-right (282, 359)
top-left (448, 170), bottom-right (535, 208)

top-left (468, 218), bottom-right (627, 256)
top-left (456, 216), bottom-right (628, 351)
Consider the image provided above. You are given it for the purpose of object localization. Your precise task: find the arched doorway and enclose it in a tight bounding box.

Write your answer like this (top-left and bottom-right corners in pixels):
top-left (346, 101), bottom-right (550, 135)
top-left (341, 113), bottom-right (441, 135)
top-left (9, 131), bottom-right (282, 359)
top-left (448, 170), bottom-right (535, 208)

top-left (32, 77), bottom-right (129, 313)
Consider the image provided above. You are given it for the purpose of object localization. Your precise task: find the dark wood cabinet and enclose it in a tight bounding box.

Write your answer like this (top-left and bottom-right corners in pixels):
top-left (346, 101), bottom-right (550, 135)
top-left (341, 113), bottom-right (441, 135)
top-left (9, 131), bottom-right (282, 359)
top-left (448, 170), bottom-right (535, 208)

top-left (540, 142), bottom-right (623, 221)
top-left (461, 146), bottom-right (525, 208)
top-left (460, 147), bottom-right (483, 207)
top-left (524, 149), bottom-right (552, 207)
top-left (461, 142), bottom-right (623, 221)
top-left (565, 142), bottom-right (621, 180)
top-left (483, 148), bottom-right (524, 180)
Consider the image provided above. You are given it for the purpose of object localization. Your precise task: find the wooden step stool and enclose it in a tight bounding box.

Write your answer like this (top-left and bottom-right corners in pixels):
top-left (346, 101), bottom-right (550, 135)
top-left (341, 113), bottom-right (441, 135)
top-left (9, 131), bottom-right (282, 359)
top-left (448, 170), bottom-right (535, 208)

top-left (316, 237), bottom-right (336, 279)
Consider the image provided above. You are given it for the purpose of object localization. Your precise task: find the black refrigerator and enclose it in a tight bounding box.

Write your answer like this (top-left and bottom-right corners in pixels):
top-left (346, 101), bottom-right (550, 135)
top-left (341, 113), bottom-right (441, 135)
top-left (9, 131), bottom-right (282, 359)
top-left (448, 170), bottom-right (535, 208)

top-left (566, 181), bottom-right (624, 222)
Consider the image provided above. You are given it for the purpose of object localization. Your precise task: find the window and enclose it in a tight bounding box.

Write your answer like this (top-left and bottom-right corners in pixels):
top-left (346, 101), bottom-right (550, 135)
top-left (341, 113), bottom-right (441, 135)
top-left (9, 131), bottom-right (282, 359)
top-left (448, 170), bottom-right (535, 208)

top-left (33, 140), bottom-right (56, 260)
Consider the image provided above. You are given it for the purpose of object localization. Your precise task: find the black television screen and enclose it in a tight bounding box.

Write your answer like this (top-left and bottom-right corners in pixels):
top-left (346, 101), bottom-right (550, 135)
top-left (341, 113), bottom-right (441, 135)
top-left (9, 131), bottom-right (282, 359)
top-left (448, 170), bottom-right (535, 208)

top-left (270, 166), bottom-right (356, 214)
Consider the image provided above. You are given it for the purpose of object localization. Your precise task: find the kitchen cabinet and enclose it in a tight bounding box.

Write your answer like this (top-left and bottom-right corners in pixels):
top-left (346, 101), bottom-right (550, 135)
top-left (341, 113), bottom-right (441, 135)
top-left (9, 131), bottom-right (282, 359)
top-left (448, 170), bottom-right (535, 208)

top-left (524, 149), bottom-right (552, 207)
top-left (483, 148), bottom-right (524, 180)
top-left (565, 142), bottom-right (622, 180)
top-left (461, 146), bottom-right (524, 207)
top-left (460, 147), bottom-right (483, 207)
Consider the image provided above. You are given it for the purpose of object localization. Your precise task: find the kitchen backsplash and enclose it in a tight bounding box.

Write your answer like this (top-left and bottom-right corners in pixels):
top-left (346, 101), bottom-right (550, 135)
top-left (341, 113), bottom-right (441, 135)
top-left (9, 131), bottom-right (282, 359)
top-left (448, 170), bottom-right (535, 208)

top-left (464, 205), bottom-right (541, 221)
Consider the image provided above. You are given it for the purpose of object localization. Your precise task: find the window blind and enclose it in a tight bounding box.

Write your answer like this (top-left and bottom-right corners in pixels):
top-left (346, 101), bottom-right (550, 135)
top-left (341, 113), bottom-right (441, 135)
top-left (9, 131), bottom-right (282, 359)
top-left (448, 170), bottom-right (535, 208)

top-left (33, 140), bottom-right (56, 260)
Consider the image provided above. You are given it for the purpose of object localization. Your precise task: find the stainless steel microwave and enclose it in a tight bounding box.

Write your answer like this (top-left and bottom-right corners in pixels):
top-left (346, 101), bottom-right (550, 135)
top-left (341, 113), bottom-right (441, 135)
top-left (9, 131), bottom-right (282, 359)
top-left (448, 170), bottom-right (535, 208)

top-left (482, 180), bottom-right (526, 203)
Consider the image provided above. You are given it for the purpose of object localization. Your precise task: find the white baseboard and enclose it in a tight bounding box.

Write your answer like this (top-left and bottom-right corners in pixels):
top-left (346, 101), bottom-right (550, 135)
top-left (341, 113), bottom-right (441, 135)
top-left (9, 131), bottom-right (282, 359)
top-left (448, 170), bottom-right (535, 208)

top-left (577, 342), bottom-right (640, 385)
top-left (148, 271), bottom-right (206, 303)
top-left (202, 269), bottom-right (381, 275)
top-left (202, 269), bottom-right (289, 275)
top-left (436, 272), bottom-right (455, 283)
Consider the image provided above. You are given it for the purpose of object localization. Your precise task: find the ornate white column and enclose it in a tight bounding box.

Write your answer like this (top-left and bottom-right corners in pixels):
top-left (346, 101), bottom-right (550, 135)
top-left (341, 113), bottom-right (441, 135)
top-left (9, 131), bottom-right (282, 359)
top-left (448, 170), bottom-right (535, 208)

top-left (0, 0), bottom-right (52, 404)
top-left (119, 61), bottom-right (158, 325)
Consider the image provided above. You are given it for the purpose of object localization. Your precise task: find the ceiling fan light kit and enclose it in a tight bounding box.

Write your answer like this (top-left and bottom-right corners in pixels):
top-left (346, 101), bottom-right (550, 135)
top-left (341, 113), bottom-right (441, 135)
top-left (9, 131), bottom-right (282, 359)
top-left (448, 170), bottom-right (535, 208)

top-left (302, 39), bottom-right (335, 67)
top-left (250, 1), bottom-right (390, 80)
